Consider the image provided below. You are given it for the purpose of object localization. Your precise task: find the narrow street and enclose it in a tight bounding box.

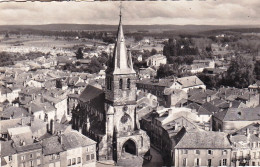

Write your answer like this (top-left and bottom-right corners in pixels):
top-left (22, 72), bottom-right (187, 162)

top-left (143, 147), bottom-right (164, 167)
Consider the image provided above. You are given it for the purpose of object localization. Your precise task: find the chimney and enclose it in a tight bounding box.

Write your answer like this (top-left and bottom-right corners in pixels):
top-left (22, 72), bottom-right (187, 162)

top-left (79, 127), bottom-right (82, 134)
top-left (86, 116), bottom-right (90, 132)
top-left (59, 135), bottom-right (63, 145)
top-left (229, 102), bottom-right (232, 108)
top-left (246, 128), bottom-right (250, 137)
top-left (21, 118), bottom-right (24, 125)
top-left (50, 119), bottom-right (55, 135)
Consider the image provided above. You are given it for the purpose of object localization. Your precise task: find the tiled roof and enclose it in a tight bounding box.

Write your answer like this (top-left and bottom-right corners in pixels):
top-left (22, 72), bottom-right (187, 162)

top-left (176, 76), bottom-right (204, 88)
top-left (1, 140), bottom-right (16, 157)
top-left (201, 102), bottom-right (219, 113)
top-left (137, 78), bottom-right (175, 87)
top-left (175, 130), bottom-right (231, 149)
top-left (232, 123), bottom-right (260, 136)
top-left (214, 107), bottom-right (260, 121)
top-left (62, 130), bottom-right (96, 149)
top-left (16, 143), bottom-right (42, 153)
top-left (42, 136), bottom-right (64, 155)
top-left (0, 106), bottom-right (30, 119)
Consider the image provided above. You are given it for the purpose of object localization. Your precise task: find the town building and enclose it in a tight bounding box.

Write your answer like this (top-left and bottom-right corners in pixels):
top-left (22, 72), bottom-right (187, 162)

top-left (230, 123), bottom-right (260, 166)
top-left (212, 107), bottom-right (260, 133)
top-left (146, 54), bottom-right (167, 67)
top-left (174, 129), bottom-right (232, 167)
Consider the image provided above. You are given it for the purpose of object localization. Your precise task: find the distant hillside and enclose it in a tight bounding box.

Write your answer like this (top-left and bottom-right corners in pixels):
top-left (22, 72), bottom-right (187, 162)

top-left (0, 24), bottom-right (260, 33)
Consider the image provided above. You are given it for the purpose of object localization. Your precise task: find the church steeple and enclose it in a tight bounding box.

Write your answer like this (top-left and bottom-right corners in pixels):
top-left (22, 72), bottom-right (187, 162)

top-left (107, 4), bottom-right (135, 75)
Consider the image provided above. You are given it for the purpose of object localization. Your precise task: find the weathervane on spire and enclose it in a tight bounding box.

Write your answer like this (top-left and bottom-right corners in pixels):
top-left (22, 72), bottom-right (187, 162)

top-left (119, 1), bottom-right (123, 20)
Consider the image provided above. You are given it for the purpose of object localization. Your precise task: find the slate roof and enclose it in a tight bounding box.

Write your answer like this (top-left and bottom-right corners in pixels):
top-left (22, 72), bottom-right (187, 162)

top-left (78, 85), bottom-right (104, 103)
top-left (175, 130), bottom-right (231, 149)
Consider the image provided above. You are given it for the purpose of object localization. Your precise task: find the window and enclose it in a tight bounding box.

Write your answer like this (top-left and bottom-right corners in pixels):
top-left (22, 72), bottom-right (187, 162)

top-left (183, 149), bottom-right (188, 154)
top-left (20, 163), bottom-right (26, 167)
top-left (21, 155), bottom-right (25, 161)
top-left (91, 154), bottom-right (95, 160)
top-left (252, 161), bottom-right (256, 166)
top-left (195, 150), bottom-right (200, 155)
top-left (77, 157), bottom-right (81, 164)
top-left (222, 150), bottom-right (227, 155)
top-left (222, 159), bottom-right (227, 166)
top-left (37, 159), bottom-right (41, 166)
top-left (30, 154), bottom-right (33, 159)
top-left (72, 158), bottom-right (76, 165)
top-left (9, 155), bottom-right (12, 161)
top-left (119, 79), bottom-right (123, 89)
top-left (67, 159), bottom-right (71, 166)
top-left (30, 161), bottom-right (34, 167)
top-left (86, 155), bottom-right (90, 161)
top-left (182, 158), bottom-right (187, 166)
top-left (208, 150), bottom-right (212, 155)
top-left (194, 158), bottom-right (200, 166)
top-left (254, 152), bottom-right (256, 158)
top-left (127, 78), bottom-right (130, 89)
top-left (208, 159), bottom-right (212, 167)
top-left (49, 163), bottom-right (54, 167)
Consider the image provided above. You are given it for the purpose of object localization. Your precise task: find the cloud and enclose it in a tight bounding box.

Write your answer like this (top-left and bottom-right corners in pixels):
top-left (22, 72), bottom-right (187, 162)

top-left (0, 1), bottom-right (259, 25)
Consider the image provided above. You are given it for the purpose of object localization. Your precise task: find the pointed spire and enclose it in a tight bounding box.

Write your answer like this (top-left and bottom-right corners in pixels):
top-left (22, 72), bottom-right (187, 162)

top-left (107, 2), bottom-right (135, 75)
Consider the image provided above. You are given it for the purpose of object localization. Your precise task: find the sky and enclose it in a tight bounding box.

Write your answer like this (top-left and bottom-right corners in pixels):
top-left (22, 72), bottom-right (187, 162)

top-left (0, 0), bottom-right (259, 25)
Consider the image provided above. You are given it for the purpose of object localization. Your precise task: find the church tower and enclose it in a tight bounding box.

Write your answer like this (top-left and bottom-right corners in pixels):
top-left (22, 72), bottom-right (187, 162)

top-left (104, 6), bottom-right (141, 161)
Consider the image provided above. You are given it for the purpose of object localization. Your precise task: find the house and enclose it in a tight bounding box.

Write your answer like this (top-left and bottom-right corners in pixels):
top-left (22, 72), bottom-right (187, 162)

top-left (174, 129), bottom-right (232, 167)
top-left (146, 54), bottom-right (167, 67)
top-left (212, 107), bottom-right (260, 133)
top-left (1, 126), bottom-right (96, 167)
top-left (0, 85), bottom-right (21, 103)
top-left (173, 76), bottom-right (206, 92)
top-left (0, 106), bottom-right (30, 120)
top-left (230, 123), bottom-right (260, 166)
top-left (138, 67), bottom-right (157, 79)
top-left (140, 107), bottom-right (211, 153)
top-left (136, 76), bottom-right (205, 105)
top-left (164, 88), bottom-right (187, 107)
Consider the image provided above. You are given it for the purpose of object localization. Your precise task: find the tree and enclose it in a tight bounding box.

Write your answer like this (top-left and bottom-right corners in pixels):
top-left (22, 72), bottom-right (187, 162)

top-left (225, 55), bottom-right (255, 88)
top-left (75, 48), bottom-right (84, 59)
top-left (156, 64), bottom-right (179, 78)
top-left (134, 35), bottom-right (143, 42)
top-left (255, 60), bottom-right (260, 80)
top-left (150, 49), bottom-right (157, 55)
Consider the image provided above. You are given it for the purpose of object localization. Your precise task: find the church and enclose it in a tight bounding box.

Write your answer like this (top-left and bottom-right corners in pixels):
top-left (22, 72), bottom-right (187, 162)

top-left (71, 10), bottom-right (150, 163)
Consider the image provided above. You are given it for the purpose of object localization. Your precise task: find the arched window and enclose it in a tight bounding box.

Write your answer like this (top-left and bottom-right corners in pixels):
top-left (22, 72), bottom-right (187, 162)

top-left (127, 78), bottom-right (130, 89)
top-left (119, 79), bottom-right (123, 89)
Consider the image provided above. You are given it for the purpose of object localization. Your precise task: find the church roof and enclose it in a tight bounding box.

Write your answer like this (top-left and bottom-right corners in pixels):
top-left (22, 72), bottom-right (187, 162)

top-left (106, 13), bottom-right (135, 75)
top-left (78, 85), bottom-right (104, 103)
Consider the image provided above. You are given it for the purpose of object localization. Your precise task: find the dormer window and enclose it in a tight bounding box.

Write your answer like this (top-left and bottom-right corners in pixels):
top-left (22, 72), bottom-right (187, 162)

top-left (119, 79), bottom-right (123, 89)
top-left (127, 78), bottom-right (130, 89)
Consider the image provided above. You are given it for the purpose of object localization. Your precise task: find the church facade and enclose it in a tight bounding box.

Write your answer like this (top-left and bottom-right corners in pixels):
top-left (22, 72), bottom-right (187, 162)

top-left (72, 13), bottom-right (150, 162)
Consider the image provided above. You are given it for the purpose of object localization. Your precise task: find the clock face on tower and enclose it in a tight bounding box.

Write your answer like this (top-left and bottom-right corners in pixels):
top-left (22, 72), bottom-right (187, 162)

top-left (123, 105), bottom-right (128, 111)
